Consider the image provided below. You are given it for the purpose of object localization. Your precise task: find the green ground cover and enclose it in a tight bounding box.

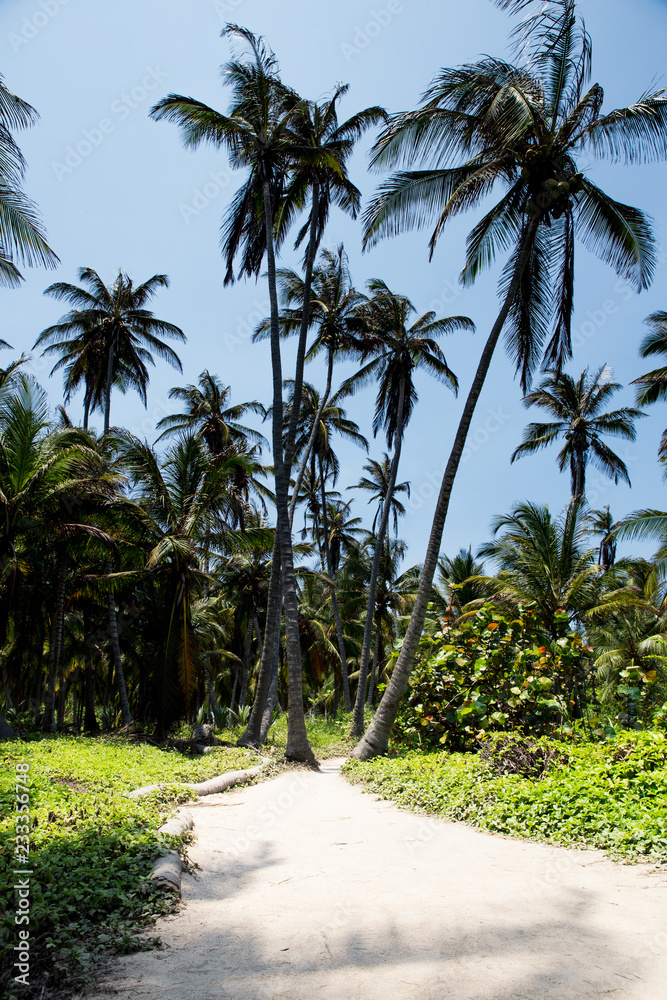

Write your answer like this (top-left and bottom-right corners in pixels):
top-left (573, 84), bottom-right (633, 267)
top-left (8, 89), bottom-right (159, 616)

top-left (0, 736), bottom-right (261, 1000)
top-left (343, 731), bottom-right (667, 864)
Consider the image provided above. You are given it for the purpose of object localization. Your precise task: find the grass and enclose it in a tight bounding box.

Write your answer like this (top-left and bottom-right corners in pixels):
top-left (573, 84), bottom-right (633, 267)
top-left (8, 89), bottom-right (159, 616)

top-left (0, 735), bottom-right (262, 1000)
top-left (343, 731), bottom-right (667, 865)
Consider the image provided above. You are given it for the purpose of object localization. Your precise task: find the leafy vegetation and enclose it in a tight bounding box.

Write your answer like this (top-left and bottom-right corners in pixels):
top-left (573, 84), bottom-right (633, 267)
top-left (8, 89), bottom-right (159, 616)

top-left (343, 731), bottom-right (667, 863)
top-left (0, 737), bottom-right (261, 1000)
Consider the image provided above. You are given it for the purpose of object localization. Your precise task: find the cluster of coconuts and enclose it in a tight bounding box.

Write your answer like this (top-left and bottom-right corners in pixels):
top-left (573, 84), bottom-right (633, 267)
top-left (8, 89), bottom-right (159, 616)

top-left (520, 148), bottom-right (584, 219)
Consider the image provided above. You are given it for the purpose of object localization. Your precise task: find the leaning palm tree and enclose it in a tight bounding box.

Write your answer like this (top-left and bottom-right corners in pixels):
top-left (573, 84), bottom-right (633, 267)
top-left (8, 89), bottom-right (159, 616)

top-left (0, 73), bottom-right (59, 287)
top-left (511, 365), bottom-right (644, 500)
top-left (151, 26), bottom-right (322, 762)
top-left (34, 268), bottom-right (185, 433)
top-left (631, 311), bottom-right (667, 461)
top-left (345, 279), bottom-right (473, 736)
top-left (155, 371), bottom-right (266, 452)
top-left (352, 0), bottom-right (667, 760)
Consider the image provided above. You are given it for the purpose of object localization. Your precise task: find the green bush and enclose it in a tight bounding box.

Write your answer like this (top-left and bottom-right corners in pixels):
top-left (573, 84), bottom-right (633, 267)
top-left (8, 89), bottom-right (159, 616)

top-left (395, 605), bottom-right (593, 750)
top-left (343, 730), bottom-right (667, 862)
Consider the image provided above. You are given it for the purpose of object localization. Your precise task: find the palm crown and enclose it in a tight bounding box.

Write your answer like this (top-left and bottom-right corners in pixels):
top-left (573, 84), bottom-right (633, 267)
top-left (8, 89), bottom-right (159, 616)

top-left (511, 365), bottom-right (645, 498)
top-left (34, 268), bottom-right (185, 433)
top-left (364, 0), bottom-right (666, 388)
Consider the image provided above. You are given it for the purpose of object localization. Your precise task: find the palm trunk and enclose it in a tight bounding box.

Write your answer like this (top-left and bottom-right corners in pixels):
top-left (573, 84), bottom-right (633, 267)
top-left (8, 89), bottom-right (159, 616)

top-left (289, 351), bottom-right (334, 522)
top-left (107, 586), bottom-right (132, 726)
top-left (204, 665), bottom-right (219, 723)
top-left (367, 614), bottom-right (382, 705)
top-left (240, 613), bottom-right (253, 708)
top-left (262, 178), bottom-right (315, 765)
top-left (259, 591), bottom-right (282, 743)
top-left (103, 331), bottom-right (117, 435)
top-left (319, 456), bottom-right (351, 711)
top-left (351, 382), bottom-right (406, 738)
top-left (83, 621), bottom-right (99, 733)
top-left (83, 393), bottom-right (91, 431)
top-left (237, 185), bottom-right (320, 750)
top-left (351, 215), bottom-right (541, 760)
top-left (42, 559), bottom-right (67, 733)
top-left (238, 542), bottom-right (280, 745)
top-left (573, 445), bottom-right (586, 501)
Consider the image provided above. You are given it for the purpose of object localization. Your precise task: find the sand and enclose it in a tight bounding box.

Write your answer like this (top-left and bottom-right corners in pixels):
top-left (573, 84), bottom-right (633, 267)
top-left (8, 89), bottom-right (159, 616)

top-left (86, 758), bottom-right (667, 1000)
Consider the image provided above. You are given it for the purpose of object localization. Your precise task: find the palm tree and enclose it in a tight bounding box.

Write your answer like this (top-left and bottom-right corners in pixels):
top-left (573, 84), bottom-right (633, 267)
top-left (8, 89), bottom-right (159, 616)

top-left (151, 27), bottom-right (322, 762)
top-left (345, 279), bottom-right (473, 736)
top-left (433, 547), bottom-right (487, 617)
top-left (352, 0), bottom-right (667, 760)
top-left (476, 500), bottom-right (599, 639)
top-left (0, 73), bottom-right (59, 287)
top-left (155, 371), bottom-right (266, 452)
top-left (585, 506), bottom-right (617, 571)
top-left (34, 268), bottom-right (186, 433)
top-left (511, 366), bottom-right (644, 500)
top-left (631, 311), bottom-right (667, 461)
top-left (351, 454), bottom-right (410, 534)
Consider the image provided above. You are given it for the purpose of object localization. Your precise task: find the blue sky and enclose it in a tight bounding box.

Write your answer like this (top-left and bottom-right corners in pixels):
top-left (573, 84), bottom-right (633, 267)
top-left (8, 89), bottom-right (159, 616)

top-left (1, 0), bottom-right (666, 566)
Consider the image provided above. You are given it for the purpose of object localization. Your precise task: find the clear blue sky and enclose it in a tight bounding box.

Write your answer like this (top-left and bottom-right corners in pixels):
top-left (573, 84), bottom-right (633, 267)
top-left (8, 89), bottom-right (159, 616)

top-left (2, 0), bottom-right (666, 566)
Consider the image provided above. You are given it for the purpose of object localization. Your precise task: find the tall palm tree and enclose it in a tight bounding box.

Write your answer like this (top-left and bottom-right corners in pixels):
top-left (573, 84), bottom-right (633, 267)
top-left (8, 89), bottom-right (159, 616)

top-left (351, 454), bottom-right (410, 535)
top-left (352, 0), bottom-right (667, 760)
top-left (34, 268), bottom-right (185, 433)
top-left (631, 311), bottom-right (667, 461)
top-left (511, 365), bottom-right (644, 500)
top-left (0, 73), bottom-right (59, 288)
top-left (155, 371), bottom-right (266, 452)
top-left (151, 26), bottom-right (320, 761)
top-left (345, 279), bottom-right (473, 736)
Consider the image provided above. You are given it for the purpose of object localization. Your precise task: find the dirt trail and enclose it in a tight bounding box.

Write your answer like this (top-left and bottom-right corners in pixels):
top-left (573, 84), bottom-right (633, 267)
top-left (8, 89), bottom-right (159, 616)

top-left (87, 758), bottom-right (667, 1000)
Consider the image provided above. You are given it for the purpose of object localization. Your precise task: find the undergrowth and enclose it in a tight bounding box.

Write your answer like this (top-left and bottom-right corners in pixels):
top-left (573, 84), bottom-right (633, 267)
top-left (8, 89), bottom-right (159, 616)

top-left (343, 731), bottom-right (667, 864)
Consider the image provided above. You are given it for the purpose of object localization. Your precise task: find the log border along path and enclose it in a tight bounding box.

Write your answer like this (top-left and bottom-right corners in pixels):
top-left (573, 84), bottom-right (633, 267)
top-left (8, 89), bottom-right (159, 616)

top-left (88, 757), bottom-right (667, 1000)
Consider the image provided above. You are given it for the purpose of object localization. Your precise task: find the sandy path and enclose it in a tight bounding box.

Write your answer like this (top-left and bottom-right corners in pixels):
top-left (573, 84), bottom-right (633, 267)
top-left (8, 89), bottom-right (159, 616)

top-left (88, 758), bottom-right (667, 1000)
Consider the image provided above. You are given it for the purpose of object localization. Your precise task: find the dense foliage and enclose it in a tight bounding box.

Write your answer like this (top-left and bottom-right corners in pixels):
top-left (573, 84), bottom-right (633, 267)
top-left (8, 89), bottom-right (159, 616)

top-left (395, 605), bottom-right (594, 750)
top-left (343, 731), bottom-right (667, 863)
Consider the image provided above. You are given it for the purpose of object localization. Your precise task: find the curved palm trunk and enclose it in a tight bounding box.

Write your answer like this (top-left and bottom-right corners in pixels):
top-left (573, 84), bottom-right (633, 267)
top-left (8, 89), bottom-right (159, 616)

top-left (107, 587), bottom-right (132, 726)
top-left (83, 620), bottom-right (99, 733)
top-left (319, 456), bottom-right (351, 711)
top-left (262, 179), bottom-right (315, 765)
top-left (238, 185), bottom-right (320, 751)
top-left (351, 382), bottom-right (406, 738)
top-left (42, 559), bottom-right (67, 733)
top-left (351, 216), bottom-right (541, 759)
